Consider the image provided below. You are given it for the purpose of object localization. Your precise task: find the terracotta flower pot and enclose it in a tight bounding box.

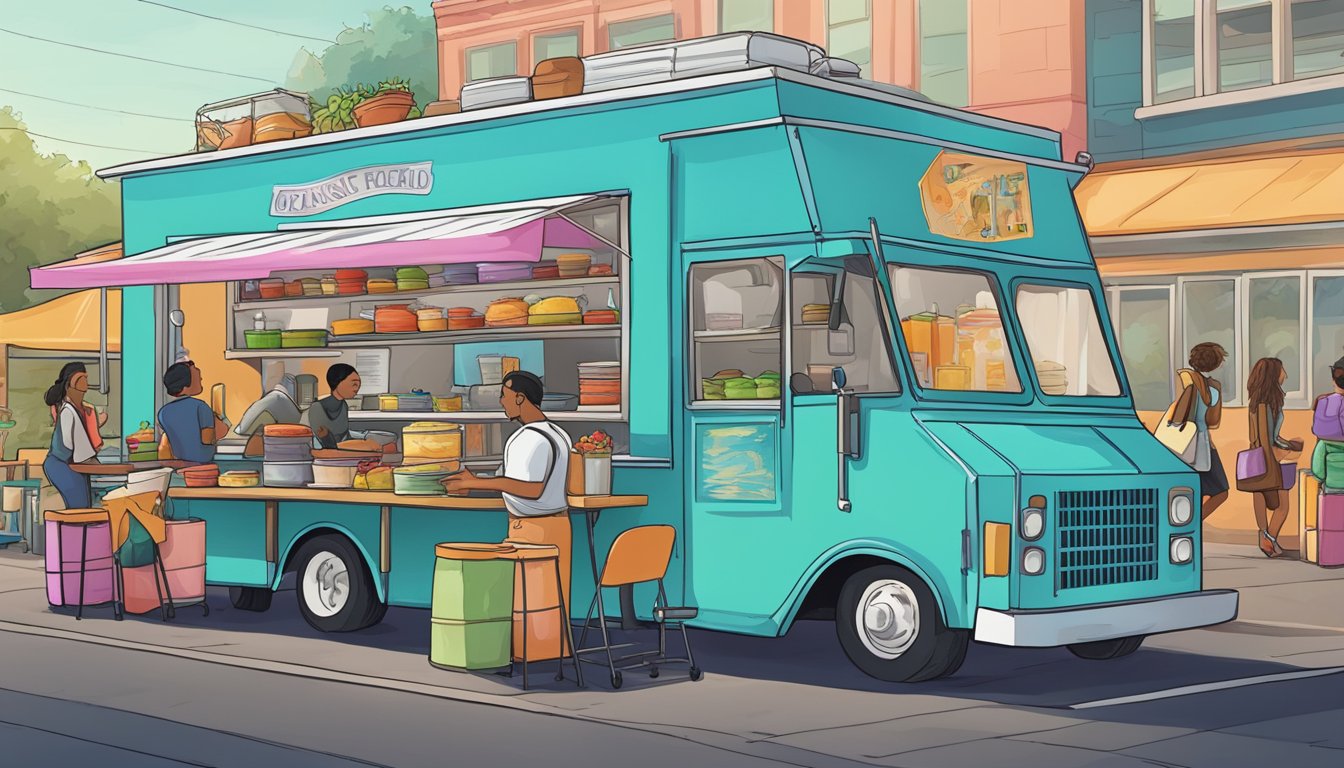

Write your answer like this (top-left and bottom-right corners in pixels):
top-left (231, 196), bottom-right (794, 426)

top-left (353, 91), bottom-right (415, 128)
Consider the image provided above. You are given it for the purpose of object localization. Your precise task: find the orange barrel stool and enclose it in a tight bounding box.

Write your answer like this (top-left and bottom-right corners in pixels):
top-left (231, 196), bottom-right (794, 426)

top-left (499, 543), bottom-right (583, 690)
top-left (121, 518), bottom-right (209, 617)
top-left (43, 509), bottom-right (120, 620)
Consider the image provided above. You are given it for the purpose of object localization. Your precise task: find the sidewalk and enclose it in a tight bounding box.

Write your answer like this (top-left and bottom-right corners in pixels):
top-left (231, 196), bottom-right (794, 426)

top-left (2, 542), bottom-right (1342, 767)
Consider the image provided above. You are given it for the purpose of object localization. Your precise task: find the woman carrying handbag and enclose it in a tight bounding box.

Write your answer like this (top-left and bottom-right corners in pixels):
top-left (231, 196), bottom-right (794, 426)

top-left (1237, 358), bottom-right (1303, 558)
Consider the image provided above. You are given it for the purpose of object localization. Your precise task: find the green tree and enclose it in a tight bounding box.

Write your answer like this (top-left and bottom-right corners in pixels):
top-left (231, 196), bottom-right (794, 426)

top-left (0, 106), bottom-right (120, 314)
top-left (287, 5), bottom-right (439, 111)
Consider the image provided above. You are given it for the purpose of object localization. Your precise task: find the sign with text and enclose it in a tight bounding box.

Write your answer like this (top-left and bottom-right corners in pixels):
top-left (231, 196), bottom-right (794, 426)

top-left (271, 162), bottom-right (434, 217)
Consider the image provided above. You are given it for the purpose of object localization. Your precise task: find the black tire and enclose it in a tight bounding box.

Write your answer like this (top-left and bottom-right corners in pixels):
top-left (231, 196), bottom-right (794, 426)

top-left (611, 671), bottom-right (623, 689)
top-left (293, 535), bottom-right (387, 633)
top-left (648, 666), bottom-right (660, 679)
top-left (836, 564), bottom-right (970, 683)
top-left (228, 586), bottom-right (273, 612)
top-left (1068, 635), bottom-right (1144, 660)
top-left (688, 666), bottom-right (703, 682)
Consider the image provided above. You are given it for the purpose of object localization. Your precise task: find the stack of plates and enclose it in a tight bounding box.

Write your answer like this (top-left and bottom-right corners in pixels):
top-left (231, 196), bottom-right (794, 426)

top-left (801, 303), bottom-right (830, 324)
top-left (335, 269), bottom-right (367, 295)
top-left (584, 45), bottom-right (677, 92)
top-left (578, 361), bottom-right (621, 406)
top-left (263, 426), bottom-right (313, 462)
top-left (460, 76), bottom-right (532, 111)
top-left (392, 462), bottom-right (459, 496)
top-left (398, 393), bottom-right (434, 412)
top-left (1036, 361), bottom-right (1069, 396)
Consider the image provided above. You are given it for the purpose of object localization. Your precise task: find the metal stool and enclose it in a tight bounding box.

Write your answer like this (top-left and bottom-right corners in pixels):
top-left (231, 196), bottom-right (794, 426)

top-left (500, 544), bottom-right (584, 690)
top-left (43, 509), bottom-right (121, 621)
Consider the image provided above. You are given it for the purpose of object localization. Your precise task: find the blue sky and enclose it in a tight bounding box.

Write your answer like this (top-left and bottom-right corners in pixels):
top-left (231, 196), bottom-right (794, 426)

top-left (0, 0), bottom-right (419, 171)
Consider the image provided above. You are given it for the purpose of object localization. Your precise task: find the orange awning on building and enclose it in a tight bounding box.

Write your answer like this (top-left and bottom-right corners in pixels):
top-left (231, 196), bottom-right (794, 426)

top-left (0, 288), bottom-right (122, 353)
top-left (1077, 151), bottom-right (1344, 236)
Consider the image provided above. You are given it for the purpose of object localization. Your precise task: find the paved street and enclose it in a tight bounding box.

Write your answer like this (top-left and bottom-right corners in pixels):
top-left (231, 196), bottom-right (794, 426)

top-left (1, 543), bottom-right (1343, 767)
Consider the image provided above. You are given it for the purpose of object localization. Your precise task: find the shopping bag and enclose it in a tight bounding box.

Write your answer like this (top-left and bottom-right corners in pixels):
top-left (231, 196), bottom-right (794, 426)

top-left (1153, 385), bottom-right (1198, 465)
top-left (1236, 447), bottom-right (1267, 482)
top-left (1281, 462), bottom-right (1297, 491)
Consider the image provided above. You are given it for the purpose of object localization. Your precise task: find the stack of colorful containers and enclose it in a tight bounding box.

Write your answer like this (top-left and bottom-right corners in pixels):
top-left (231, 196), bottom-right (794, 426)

top-left (578, 361), bottom-right (621, 406)
top-left (262, 424), bottom-right (314, 487)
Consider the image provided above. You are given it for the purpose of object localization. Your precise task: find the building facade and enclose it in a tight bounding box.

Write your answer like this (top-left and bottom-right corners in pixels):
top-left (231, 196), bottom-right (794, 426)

top-left (1081, 0), bottom-right (1344, 546)
top-left (430, 0), bottom-right (1089, 158)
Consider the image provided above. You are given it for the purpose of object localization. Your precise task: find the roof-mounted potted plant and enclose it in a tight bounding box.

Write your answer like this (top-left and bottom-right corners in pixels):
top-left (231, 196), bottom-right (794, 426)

top-left (311, 85), bottom-right (371, 134)
top-left (353, 78), bottom-right (419, 128)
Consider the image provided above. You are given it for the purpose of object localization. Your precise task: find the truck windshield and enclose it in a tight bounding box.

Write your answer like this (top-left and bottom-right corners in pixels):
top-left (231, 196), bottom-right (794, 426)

top-left (888, 265), bottom-right (1021, 393)
top-left (1015, 283), bottom-right (1121, 398)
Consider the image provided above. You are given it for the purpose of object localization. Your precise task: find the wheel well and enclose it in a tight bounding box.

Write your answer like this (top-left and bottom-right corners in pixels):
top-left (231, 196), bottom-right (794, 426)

top-left (794, 555), bottom-right (895, 622)
top-left (281, 527), bottom-right (359, 575)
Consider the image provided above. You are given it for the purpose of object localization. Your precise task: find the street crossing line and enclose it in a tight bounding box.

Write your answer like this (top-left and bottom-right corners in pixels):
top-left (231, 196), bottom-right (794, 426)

top-left (1069, 666), bottom-right (1344, 710)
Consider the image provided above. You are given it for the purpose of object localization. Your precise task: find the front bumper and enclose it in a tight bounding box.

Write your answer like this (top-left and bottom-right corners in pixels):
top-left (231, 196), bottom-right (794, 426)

top-left (973, 589), bottom-right (1239, 647)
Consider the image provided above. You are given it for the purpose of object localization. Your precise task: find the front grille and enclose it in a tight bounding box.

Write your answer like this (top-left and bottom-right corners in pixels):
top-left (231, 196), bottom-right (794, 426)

top-left (1056, 489), bottom-right (1159, 590)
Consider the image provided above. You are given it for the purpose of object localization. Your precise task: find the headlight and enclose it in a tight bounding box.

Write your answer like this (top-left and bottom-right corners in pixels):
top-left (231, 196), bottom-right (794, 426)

top-left (1022, 547), bottom-right (1046, 575)
top-left (1170, 536), bottom-right (1194, 564)
top-left (1020, 508), bottom-right (1045, 540)
top-left (1169, 494), bottom-right (1194, 526)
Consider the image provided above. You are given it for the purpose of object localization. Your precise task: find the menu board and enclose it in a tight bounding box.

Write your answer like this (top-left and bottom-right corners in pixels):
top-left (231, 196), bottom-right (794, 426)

top-left (919, 151), bottom-right (1033, 243)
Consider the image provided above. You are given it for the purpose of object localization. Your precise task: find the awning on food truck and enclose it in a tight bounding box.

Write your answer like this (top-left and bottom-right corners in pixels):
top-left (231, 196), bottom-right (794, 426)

top-left (29, 194), bottom-right (612, 289)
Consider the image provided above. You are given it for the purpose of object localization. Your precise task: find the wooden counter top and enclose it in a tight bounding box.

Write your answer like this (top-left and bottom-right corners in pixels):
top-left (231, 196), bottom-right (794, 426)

top-left (168, 486), bottom-right (648, 511)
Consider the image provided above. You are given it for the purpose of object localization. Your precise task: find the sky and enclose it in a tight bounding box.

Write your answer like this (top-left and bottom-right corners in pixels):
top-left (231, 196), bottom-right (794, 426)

top-left (0, 0), bottom-right (418, 171)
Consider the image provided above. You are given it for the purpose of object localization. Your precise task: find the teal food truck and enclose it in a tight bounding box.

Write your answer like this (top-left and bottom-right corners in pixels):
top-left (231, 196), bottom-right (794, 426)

top-left (32, 59), bottom-right (1237, 682)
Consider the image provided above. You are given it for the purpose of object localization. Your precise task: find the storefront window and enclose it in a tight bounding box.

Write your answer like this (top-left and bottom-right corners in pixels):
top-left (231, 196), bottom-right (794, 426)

top-left (790, 258), bottom-right (899, 395)
top-left (608, 14), bottom-right (676, 50)
top-left (888, 266), bottom-right (1021, 393)
top-left (1016, 284), bottom-right (1121, 397)
top-left (1292, 0), bottom-right (1344, 79)
top-left (919, 151), bottom-right (1033, 243)
top-left (690, 258), bottom-right (783, 403)
top-left (534, 29), bottom-right (580, 64)
top-left (919, 0), bottom-right (968, 106)
top-left (720, 0), bottom-right (773, 33)
top-left (1182, 279), bottom-right (1238, 403)
top-left (1217, 0), bottom-right (1274, 91)
top-left (1248, 275), bottom-right (1303, 394)
top-left (1312, 275), bottom-right (1344, 399)
top-left (1154, 0), bottom-right (1197, 103)
top-left (466, 42), bottom-right (517, 82)
top-left (1114, 288), bottom-right (1173, 411)
top-left (827, 0), bottom-right (872, 77)
top-left (3, 354), bottom-right (121, 460)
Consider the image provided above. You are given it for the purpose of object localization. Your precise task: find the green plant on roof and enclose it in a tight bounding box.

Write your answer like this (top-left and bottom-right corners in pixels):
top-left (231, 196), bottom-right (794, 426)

top-left (310, 84), bottom-right (374, 134)
top-left (376, 77), bottom-right (413, 96)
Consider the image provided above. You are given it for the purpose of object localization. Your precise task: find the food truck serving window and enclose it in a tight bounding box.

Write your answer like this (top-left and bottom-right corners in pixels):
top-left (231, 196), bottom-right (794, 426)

top-left (1016, 283), bottom-right (1122, 398)
top-left (790, 258), bottom-right (899, 395)
top-left (690, 258), bottom-right (784, 403)
top-left (888, 265), bottom-right (1021, 393)
top-left (919, 151), bottom-right (1033, 243)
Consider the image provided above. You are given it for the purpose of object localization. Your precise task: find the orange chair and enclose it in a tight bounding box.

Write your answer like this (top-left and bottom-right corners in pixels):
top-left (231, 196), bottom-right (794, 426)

top-left (577, 525), bottom-right (701, 688)
top-left (499, 543), bottom-right (583, 691)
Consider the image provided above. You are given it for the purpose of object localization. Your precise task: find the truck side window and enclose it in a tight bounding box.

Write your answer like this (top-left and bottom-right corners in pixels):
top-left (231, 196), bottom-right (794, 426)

top-left (690, 257), bottom-right (783, 402)
top-left (1016, 283), bottom-right (1122, 397)
top-left (790, 263), bottom-right (899, 395)
top-left (887, 265), bottom-right (1022, 393)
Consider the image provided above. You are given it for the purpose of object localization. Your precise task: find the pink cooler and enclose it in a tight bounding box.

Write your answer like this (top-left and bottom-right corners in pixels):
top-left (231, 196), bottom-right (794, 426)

top-left (1320, 494), bottom-right (1344, 567)
top-left (121, 518), bottom-right (207, 614)
top-left (44, 520), bottom-right (117, 607)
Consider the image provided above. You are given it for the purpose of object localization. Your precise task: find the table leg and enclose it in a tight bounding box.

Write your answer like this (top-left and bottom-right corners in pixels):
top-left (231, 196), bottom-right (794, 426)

top-left (585, 510), bottom-right (607, 630)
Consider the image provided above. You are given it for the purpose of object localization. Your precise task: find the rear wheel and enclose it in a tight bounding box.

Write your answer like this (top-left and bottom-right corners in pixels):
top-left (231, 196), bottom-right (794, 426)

top-left (1068, 636), bottom-right (1145, 660)
top-left (835, 564), bottom-right (969, 682)
top-left (294, 535), bottom-right (386, 632)
top-left (228, 586), bottom-right (273, 612)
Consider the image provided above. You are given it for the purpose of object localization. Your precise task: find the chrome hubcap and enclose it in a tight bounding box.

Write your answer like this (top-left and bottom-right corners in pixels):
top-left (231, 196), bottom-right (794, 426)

top-left (856, 579), bottom-right (919, 659)
top-left (302, 551), bottom-right (349, 618)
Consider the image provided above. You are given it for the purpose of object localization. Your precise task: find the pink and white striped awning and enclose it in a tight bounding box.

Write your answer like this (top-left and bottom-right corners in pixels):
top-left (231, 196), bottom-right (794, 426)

top-left (31, 194), bottom-right (612, 289)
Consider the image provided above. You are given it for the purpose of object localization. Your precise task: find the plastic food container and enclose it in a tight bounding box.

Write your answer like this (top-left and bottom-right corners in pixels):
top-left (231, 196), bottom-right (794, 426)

top-left (374, 305), bottom-right (418, 333)
top-left (393, 462), bottom-right (460, 495)
top-left (532, 263), bottom-right (560, 280)
top-left (320, 277), bottom-right (338, 295)
top-left (312, 458), bottom-right (361, 488)
top-left (478, 263), bottom-right (533, 284)
top-left (218, 471), bottom-right (260, 488)
top-left (368, 279), bottom-right (398, 294)
top-left (484, 298), bottom-right (529, 327)
top-left (403, 422), bottom-right (463, 460)
top-left (178, 464), bottom-right (220, 488)
top-left (280, 330), bottom-right (328, 348)
top-left (556, 253), bottom-right (592, 277)
top-left (541, 392), bottom-right (579, 411)
top-left (258, 278), bottom-right (285, 299)
top-left (418, 318), bottom-right (448, 332)
top-left (245, 330), bottom-right (282, 349)
top-left (528, 296), bottom-right (582, 326)
top-left (582, 310), bottom-right (619, 325)
top-left (331, 319), bottom-right (374, 335)
top-left (195, 89), bottom-right (311, 152)
top-left (442, 264), bottom-right (478, 285)
top-left (262, 461), bottom-right (314, 488)
top-left (379, 395), bottom-right (400, 411)
top-left (434, 396), bottom-right (463, 412)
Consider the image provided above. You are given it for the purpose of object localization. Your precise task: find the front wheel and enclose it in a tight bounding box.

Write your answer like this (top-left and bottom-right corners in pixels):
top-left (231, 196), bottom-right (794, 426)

top-left (294, 535), bottom-right (387, 632)
top-left (836, 565), bottom-right (969, 683)
top-left (1068, 636), bottom-right (1144, 660)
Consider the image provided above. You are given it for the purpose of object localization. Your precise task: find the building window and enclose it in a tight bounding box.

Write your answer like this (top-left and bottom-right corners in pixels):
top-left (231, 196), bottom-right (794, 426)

top-left (1311, 274), bottom-right (1344, 399)
top-left (1181, 278), bottom-right (1239, 403)
top-left (466, 42), bottom-right (517, 82)
top-left (827, 0), bottom-right (872, 77)
top-left (919, 0), bottom-right (969, 106)
top-left (1145, 0), bottom-right (1344, 106)
top-left (1112, 287), bottom-right (1174, 411)
top-left (608, 14), bottom-right (676, 50)
top-left (534, 29), bottom-right (580, 64)
top-left (1247, 274), bottom-right (1304, 397)
top-left (720, 0), bottom-right (773, 33)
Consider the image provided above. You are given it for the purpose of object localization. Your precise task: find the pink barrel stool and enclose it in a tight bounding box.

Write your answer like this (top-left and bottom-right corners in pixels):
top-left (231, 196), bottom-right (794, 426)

top-left (120, 518), bottom-right (208, 619)
top-left (44, 509), bottom-right (121, 620)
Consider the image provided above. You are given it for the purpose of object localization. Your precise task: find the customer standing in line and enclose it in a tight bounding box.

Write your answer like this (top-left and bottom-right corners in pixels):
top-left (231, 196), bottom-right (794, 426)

top-left (42, 362), bottom-right (100, 508)
top-left (1240, 358), bottom-right (1303, 558)
top-left (1179, 342), bottom-right (1230, 521)
top-left (158, 360), bottom-right (227, 464)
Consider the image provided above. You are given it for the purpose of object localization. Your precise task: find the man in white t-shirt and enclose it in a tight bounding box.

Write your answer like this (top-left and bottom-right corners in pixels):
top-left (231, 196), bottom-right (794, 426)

top-left (441, 371), bottom-right (572, 516)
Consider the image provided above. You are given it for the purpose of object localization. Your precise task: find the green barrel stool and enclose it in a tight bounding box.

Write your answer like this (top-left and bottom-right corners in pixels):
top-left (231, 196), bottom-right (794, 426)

top-left (429, 543), bottom-right (516, 672)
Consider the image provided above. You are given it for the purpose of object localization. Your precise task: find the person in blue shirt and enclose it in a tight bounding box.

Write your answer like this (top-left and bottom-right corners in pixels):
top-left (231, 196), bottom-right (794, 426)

top-left (157, 361), bottom-right (226, 464)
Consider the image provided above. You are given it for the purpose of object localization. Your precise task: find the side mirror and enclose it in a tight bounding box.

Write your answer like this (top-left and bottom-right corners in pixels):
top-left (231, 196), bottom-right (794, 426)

top-left (831, 367), bottom-right (847, 393)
